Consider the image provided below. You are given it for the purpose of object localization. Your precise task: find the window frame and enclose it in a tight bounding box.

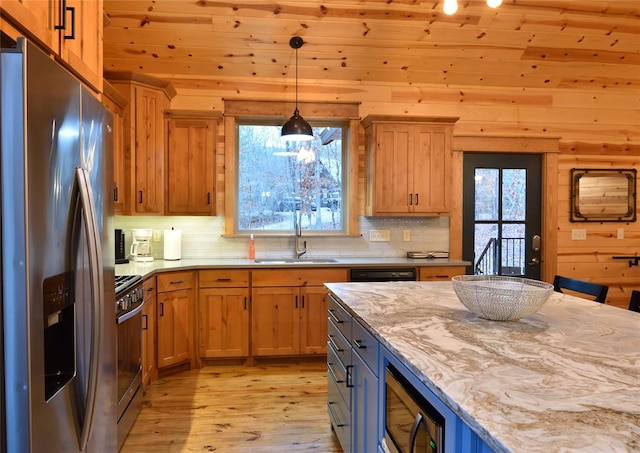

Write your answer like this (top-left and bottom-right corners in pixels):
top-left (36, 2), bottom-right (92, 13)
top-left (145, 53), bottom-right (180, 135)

top-left (223, 100), bottom-right (360, 237)
top-left (235, 118), bottom-right (349, 235)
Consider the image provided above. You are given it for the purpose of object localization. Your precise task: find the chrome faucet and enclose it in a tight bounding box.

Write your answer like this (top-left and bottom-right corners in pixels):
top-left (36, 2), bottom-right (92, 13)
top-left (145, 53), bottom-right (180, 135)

top-left (294, 216), bottom-right (307, 259)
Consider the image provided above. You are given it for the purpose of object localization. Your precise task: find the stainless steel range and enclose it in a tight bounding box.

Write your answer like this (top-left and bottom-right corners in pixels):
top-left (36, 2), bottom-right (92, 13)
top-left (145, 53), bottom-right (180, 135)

top-left (115, 275), bottom-right (144, 449)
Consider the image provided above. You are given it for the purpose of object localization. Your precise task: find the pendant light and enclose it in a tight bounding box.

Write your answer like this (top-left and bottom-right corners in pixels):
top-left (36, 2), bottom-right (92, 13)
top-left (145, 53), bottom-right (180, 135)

top-left (281, 36), bottom-right (313, 142)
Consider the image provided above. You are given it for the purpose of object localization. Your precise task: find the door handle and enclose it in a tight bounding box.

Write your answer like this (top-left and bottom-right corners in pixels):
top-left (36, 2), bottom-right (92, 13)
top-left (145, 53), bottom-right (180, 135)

top-left (532, 234), bottom-right (541, 252)
top-left (528, 257), bottom-right (540, 265)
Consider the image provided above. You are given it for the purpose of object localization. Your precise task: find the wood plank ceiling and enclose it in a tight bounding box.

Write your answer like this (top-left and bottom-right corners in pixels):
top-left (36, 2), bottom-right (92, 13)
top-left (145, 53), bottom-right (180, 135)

top-left (103, 1), bottom-right (640, 92)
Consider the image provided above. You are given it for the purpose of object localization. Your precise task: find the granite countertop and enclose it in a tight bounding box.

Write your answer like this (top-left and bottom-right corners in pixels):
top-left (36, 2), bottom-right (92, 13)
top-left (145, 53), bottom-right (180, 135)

top-left (325, 281), bottom-right (640, 453)
top-left (115, 257), bottom-right (470, 278)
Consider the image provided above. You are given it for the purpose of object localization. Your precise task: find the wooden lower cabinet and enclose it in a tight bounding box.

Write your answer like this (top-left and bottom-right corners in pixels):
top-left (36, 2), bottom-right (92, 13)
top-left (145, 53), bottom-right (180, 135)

top-left (251, 268), bottom-right (348, 357)
top-left (156, 271), bottom-right (194, 369)
top-left (141, 276), bottom-right (157, 385)
top-left (419, 266), bottom-right (466, 281)
top-left (299, 286), bottom-right (331, 355)
top-left (251, 286), bottom-right (299, 356)
top-left (198, 269), bottom-right (250, 359)
top-left (199, 287), bottom-right (249, 357)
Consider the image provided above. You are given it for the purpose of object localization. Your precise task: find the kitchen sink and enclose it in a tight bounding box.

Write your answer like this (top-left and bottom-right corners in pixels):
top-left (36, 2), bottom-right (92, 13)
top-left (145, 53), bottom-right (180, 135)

top-left (254, 258), bottom-right (338, 264)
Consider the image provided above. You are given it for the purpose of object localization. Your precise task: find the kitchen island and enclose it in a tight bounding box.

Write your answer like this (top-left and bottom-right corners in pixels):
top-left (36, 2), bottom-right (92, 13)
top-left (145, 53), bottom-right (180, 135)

top-left (325, 281), bottom-right (640, 453)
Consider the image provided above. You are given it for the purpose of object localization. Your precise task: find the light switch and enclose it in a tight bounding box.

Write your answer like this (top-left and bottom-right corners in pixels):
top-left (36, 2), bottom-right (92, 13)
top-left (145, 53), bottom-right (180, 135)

top-left (153, 230), bottom-right (162, 242)
top-left (370, 229), bottom-right (390, 242)
top-left (571, 229), bottom-right (587, 240)
top-left (403, 230), bottom-right (411, 241)
top-left (617, 228), bottom-right (624, 240)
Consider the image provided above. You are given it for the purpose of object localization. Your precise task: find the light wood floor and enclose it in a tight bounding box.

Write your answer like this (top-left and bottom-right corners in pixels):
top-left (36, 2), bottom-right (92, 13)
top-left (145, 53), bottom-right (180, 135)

top-left (120, 360), bottom-right (343, 452)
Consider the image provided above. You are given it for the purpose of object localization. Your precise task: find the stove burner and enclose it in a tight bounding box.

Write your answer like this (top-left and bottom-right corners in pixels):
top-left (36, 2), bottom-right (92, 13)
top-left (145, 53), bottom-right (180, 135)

top-left (115, 275), bottom-right (143, 296)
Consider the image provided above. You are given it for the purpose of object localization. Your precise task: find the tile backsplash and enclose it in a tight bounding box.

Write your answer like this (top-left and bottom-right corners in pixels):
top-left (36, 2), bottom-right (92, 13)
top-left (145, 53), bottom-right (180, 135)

top-left (114, 215), bottom-right (449, 260)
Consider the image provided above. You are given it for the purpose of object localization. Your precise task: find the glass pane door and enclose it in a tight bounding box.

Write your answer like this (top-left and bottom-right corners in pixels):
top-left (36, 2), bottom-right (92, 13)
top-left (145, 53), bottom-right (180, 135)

top-left (463, 154), bottom-right (542, 280)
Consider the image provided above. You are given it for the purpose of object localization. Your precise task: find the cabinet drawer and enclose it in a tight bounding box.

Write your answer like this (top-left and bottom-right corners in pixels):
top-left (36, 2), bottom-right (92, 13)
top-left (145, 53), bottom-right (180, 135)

top-left (143, 276), bottom-right (156, 300)
top-left (327, 376), bottom-right (351, 451)
top-left (352, 320), bottom-right (379, 377)
top-left (327, 343), bottom-right (350, 410)
top-left (157, 271), bottom-right (194, 292)
top-left (328, 318), bottom-right (351, 366)
top-left (328, 294), bottom-right (352, 340)
top-left (419, 266), bottom-right (466, 281)
top-left (252, 268), bottom-right (347, 287)
top-left (199, 269), bottom-right (249, 287)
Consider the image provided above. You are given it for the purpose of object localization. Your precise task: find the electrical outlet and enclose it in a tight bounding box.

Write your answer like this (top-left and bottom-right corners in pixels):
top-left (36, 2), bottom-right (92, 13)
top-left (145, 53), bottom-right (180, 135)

top-left (153, 230), bottom-right (162, 242)
top-left (370, 229), bottom-right (391, 242)
top-left (403, 230), bottom-right (411, 241)
top-left (617, 228), bottom-right (624, 240)
top-left (571, 229), bottom-right (587, 240)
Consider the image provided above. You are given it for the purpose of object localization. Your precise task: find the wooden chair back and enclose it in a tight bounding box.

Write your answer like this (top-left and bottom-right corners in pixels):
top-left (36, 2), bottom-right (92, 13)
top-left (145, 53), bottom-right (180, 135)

top-left (629, 290), bottom-right (640, 312)
top-left (552, 275), bottom-right (608, 303)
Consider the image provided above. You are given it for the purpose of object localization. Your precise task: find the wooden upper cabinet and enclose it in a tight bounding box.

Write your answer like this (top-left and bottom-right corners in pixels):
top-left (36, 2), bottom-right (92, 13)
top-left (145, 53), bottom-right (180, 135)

top-left (362, 115), bottom-right (458, 216)
top-left (165, 110), bottom-right (221, 215)
top-left (0, 0), bottom-right (103, 92)
top-left (102, 80), bottom-right (128, 214)
top-left (57, 0), bottom-right (103, 92)
top-left (105, 72), bottom-right (176, 215)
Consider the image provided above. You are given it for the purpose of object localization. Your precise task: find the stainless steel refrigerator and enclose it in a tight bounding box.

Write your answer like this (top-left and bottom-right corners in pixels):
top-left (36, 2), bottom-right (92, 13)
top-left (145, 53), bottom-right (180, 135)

top-left (1, 36), bottom-right (116, 452)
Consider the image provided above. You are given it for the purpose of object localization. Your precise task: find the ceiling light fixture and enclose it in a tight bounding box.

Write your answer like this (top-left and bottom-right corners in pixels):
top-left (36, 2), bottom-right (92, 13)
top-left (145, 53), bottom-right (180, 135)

top-left (443, 0), bottom-right (458, 15)
top-left (443, 0), bottom-right (502, 15)
top-left (281, 36), bottom-right (313, 142)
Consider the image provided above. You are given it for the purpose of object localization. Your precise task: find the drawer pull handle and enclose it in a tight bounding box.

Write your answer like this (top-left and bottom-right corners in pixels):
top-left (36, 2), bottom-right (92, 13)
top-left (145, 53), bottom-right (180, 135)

top-left (328, 401), bottom-right (345, 428)
top-left (169, 280), bottom-right (184, 285)
top-left (328, 309), bottom-right (343, 324)
top-left (216, 278), bottom-right (232, 282)
top-left (327, 363), bottom-right (344, 384)
top-left (353, 339), bottom-right (366, 349)
top-left (328, 335), bottom-right (343, 353)
top-left (327, 401), bottom-right (344, 428)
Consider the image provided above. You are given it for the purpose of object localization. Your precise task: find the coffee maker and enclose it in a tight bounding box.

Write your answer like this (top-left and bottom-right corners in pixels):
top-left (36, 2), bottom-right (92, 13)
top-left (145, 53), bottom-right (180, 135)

top-left (129, 229), bottom-right (154, 262)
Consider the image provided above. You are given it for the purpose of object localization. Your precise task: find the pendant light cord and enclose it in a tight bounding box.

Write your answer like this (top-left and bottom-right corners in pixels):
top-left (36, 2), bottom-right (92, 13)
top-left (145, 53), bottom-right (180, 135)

top-left (295, 46), bottom-right (299, 113)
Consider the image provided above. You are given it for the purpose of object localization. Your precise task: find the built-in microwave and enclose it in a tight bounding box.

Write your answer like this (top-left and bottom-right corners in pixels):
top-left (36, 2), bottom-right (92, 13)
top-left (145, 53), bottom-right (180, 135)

top-left (383, 365), bottom-right (444, 453)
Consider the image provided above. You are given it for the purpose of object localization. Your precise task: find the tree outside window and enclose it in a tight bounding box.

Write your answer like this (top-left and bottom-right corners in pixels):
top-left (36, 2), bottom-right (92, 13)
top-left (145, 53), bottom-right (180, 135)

top-left (237, 122), bottom-right (346, 234)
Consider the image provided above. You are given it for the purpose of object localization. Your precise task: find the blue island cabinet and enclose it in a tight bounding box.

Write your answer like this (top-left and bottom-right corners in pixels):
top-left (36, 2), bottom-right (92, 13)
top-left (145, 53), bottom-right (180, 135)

top-left (380, 346), bottom-right (495, 453)
top-left (328, 294), bottom-right (381, 453)
top-left (328, 294), bottom-right (494, 453)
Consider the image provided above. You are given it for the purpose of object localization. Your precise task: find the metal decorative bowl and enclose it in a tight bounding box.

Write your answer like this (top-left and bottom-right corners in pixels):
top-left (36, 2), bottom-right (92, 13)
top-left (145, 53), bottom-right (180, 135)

top-left (451, 275), bottom-right (554, 321)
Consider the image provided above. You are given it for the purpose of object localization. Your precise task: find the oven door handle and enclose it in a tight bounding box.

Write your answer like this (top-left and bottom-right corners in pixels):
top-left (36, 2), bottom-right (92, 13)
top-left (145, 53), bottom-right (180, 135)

top-left (117, 301), bottom-right (145, 324)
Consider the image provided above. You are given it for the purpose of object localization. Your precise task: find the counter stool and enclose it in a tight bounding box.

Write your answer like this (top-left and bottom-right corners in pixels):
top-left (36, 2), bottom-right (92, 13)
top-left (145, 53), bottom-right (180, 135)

top-left (553, 275), bottom-right (608, 303)
top-left (629, 290), bottom-right (640, 312)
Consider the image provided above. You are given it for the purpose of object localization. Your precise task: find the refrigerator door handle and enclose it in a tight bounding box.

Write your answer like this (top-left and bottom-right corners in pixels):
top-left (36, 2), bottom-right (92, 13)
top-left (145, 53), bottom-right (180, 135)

top-left (75, 168), bottom-right (104, 451)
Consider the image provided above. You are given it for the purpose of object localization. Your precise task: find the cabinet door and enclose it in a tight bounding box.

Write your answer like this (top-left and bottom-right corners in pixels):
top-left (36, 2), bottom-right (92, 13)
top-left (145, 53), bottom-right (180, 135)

top-left (141, 280), bottom-right (156, 385)
top-left (166, 117), bottom-right (216, 215)
top-left (102, 85), bottom-right (127, 214)
top-left (0, 0), bottom-right (57, 55)
top-left (157, 290), bottom-right (190, 368)
top-left (412, 125), bottom-right (451, 213)
top-left (419, 266), bottom-right (466, 281)
top-left (135, 86), bottom-right (165, 214)
top-left (251, 287), bottom-right (299, 356)
top-left (57, 0), bottom-right (103, 91)
top-left (199, 288), bottom-right (249, 358)
top-left (352, 352), bottom-right (379, 453)
top-left (299, 286), bottom-right (329, 355)
top-left (374, 124), bottom-right (413, 214)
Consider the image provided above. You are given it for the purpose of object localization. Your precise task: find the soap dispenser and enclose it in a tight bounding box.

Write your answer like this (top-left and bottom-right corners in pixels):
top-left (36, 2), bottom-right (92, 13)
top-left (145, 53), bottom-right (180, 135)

top-left (248, 234), bottom-right (256, 260)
